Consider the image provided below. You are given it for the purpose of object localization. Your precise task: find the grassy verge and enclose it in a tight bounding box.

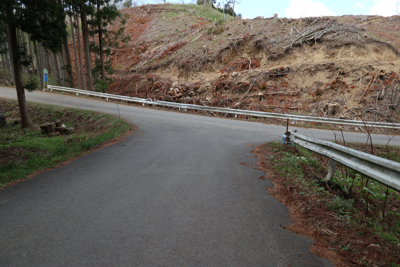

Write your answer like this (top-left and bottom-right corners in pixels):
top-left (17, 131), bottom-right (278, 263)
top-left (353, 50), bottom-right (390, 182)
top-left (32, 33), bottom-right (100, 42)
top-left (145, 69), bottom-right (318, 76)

top-left (0, 98), bottom-right (133, 188)
top-left (254, 142), bottom-right (400, 266)
top-left (167, 4), bottom-right (232, 22)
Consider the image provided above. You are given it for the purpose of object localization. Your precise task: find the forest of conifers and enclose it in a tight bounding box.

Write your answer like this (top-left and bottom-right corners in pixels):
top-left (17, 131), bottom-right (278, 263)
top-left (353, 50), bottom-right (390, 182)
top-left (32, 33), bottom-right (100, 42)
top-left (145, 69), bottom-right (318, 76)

top-left (0, 0), bottom-right (128, 128)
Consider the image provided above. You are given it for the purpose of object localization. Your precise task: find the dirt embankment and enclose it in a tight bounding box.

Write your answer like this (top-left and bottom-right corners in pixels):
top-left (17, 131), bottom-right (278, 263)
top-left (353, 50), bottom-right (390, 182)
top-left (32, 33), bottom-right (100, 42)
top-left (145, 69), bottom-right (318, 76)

top-left (68, 4), bottom-right (400, 126)
top-left (253, 142), bottom-right (400, 266)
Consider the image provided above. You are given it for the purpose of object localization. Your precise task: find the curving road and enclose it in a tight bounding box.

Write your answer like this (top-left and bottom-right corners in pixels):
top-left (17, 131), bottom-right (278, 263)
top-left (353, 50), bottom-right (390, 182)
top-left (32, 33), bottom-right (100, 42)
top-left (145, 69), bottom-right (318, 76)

top-left (0, 87), bottom-right (398, 266)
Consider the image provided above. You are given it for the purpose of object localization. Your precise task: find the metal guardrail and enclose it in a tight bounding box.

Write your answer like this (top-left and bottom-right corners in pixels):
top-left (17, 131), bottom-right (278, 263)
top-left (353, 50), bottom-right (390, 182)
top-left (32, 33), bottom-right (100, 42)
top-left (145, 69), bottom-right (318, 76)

top-left (46, 85), bottom-right (400, 190)
top-left (47, 85), bottom-right (400, 129)
top-left (290, 132), bottom-right (400, 192)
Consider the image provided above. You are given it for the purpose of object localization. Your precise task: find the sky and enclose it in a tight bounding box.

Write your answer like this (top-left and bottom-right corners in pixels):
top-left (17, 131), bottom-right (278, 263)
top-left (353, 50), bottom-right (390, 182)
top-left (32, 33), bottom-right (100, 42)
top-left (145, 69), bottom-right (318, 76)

top-left (234, 0), bottom-right (400, 19)
top-left (144, 0), bottom-right (400, 18)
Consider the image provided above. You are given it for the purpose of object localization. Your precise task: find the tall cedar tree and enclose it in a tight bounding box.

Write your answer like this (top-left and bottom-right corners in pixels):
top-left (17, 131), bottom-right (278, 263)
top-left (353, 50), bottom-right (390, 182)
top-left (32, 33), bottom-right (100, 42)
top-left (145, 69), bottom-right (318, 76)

top-left (68, 5), bottom-right (80, 88)
top-left (73, 9), bottom-right (86, 90)
top-left (0, 25), bottom-right (8, 68)
top-left (70, 0), bottom-right (126, 89)
top-left (94, 0), bottom-right (121, 80)
top-left (79, 1), bottom-right (94, 91)
top-left (60, 1), bottom-right (75, 88)
top-left (0, 0), bottom-right (66, 128)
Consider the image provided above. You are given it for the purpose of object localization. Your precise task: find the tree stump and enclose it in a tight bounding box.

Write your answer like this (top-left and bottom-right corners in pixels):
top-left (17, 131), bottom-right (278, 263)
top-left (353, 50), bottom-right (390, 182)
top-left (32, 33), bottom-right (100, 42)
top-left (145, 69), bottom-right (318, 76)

top-left (40, 122), bottom-right (57, 134)
top-left (325, 104), bottom-right (339, 116)
top-left (57, 126), bottom-right (75, 135)
top-left (65, 127), bottom-right (75, 134)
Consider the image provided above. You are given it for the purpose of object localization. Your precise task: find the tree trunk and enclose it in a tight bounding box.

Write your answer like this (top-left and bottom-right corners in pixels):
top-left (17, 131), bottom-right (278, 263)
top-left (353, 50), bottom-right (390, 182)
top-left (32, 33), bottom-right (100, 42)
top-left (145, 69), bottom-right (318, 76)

top-left (27, 34), bottom-right (34, 74)
top-left (45, 48), bottom-right (50, 71)
top-left (19, 29), bottom-right (29, 75)
top-left (81, 8), bottom-right (94, 91)
top-left (69, 7), bottom-right (80, 88)
top-left (56, 0), bottom-right (74, 88)
top-left (0, 39), bottom-right (4, 70)
top-left (3, 51), bottom-right (8, 70)
top-left (1, 53), bottom-right (5, 70)
top-left (5, 30), bottom-right (15, 84)
top-left (75, 11), bottom-right (86, 90)
top-left (7, 23), bottom-right (32, 128)
top-left (5, 51), bottom-right (11, 71)
top-left (6, 53), bottom-right (10, 71)
top-left (63, 37), bottom-right (74, 88)
top-left (39, 45), bottom-right (47, 73)
top-left (91, 14), bottom-right (98, 64)
top-left (97, 0), bottom-right (106, 80)
top-left (51, 51), bottom-right (61, 86)
top-left (33, 40), bottom-right (43, 89)
top-left (59, 50), bottom-right (66, 86)
top-left (5, 47), bottom-right (11, 72)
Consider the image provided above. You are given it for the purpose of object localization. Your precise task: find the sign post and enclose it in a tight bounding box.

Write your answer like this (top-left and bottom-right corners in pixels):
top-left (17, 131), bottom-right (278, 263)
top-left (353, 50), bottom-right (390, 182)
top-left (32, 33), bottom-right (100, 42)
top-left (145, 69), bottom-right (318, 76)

top-left (43, 69), bottom-right (48, 91)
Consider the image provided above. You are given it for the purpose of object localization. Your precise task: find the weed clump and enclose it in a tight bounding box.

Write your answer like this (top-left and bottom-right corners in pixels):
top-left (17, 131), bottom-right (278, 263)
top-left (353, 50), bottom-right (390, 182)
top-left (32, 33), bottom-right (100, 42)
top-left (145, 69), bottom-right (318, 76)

top-left (257, 142), bottom-right (400, 266)
top-left (207, 25), bottom-right (227, 35)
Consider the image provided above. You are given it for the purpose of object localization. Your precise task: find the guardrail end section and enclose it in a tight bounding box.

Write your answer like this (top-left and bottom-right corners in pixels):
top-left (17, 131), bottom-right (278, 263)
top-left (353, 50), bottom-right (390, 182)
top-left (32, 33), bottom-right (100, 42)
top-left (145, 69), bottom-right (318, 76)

top-left (325, 159), bottom-right (337, 182)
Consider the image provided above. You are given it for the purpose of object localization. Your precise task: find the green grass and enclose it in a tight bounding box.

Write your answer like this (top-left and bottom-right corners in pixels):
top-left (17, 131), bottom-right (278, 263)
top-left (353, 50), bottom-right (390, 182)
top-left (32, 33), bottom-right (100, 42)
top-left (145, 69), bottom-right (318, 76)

top-left (263, 142), bottom-right (400, 265)
top-left (79, 126), bottom-right (126, 150)
top-left (369, 32), bottom-right (388, 42)
top-left (269, 142), bottom-right (400, 245)
top-left (168, 4), bottom-right (233, 22)
top-left (0, 99), bottom-right (132, 187)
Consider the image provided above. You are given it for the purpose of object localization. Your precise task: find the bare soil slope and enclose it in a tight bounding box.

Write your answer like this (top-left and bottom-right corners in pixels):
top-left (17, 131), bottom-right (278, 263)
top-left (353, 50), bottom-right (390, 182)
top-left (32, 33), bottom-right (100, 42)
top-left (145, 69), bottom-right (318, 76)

top-left (73, 4), bottom-right (400, 125)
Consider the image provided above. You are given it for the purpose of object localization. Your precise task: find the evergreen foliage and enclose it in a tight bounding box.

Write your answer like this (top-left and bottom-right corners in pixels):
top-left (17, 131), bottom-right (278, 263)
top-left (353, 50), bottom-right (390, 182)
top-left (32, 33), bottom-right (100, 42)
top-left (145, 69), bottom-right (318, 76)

top-left (0, 0), bottom-right (67, 53)
top-left (91, 0), bottom-right (130, 80)
top-left (0, 0), bottom-right (67, 128)
top-left (0, 0), bottom-right (129, 127)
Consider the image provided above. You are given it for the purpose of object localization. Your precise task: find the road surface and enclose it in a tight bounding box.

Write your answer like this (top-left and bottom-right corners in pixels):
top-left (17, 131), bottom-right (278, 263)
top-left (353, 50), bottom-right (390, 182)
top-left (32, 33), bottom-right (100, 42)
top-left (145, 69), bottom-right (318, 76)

top-left (1, 87), bottom-right (397, 266)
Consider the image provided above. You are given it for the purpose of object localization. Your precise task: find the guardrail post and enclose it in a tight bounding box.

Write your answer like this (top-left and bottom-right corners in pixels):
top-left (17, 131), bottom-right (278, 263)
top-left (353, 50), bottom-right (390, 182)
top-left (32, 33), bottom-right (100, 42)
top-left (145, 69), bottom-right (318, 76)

top-left (325, 159), bottom-right (337, 182)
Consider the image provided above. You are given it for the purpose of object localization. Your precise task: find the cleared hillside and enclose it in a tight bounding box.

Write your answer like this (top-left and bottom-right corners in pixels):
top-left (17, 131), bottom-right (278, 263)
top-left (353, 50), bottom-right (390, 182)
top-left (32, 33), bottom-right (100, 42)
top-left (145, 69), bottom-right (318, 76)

top-left (70, 4), bottom-right (400, 127)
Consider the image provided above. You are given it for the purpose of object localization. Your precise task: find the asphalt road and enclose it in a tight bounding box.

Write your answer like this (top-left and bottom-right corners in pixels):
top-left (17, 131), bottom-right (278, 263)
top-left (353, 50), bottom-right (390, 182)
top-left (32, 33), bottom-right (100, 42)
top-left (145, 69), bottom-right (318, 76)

top-left (0, 87), bottom-right (398, 266)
